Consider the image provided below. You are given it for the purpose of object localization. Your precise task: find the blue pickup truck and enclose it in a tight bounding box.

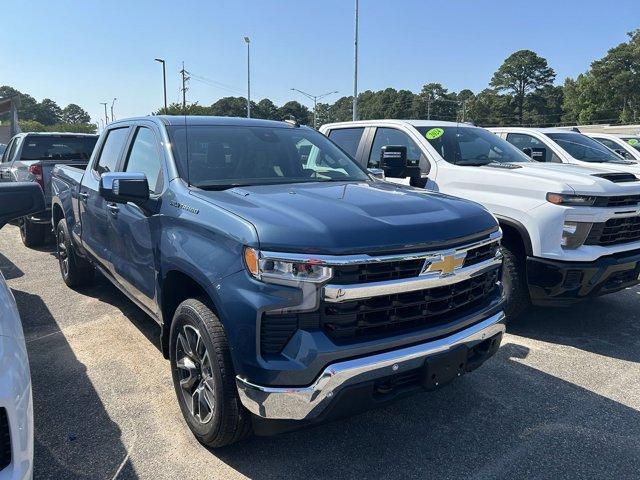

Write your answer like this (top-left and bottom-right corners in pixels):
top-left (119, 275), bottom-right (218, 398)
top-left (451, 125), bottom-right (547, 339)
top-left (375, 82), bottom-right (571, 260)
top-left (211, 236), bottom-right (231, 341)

top-left (51, 116), bottom-right (505, 447)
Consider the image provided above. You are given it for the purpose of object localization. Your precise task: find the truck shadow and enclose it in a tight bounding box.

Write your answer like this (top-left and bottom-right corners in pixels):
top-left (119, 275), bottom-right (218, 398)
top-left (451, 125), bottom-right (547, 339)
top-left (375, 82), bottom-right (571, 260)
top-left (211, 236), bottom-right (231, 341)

top-left (215, 342), bottom-right (640, 479)
top-left (10, 289), bottom-right (139, 480)
top-left (0, 252), bottom-right (23, 280)
top-left (507, 289), bottom-right (640, 364)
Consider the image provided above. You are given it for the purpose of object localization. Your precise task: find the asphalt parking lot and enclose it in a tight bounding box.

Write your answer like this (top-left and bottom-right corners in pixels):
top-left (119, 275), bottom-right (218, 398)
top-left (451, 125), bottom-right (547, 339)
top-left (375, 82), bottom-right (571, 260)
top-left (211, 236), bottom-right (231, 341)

top-left (1, 225), bottom-right (639, 480)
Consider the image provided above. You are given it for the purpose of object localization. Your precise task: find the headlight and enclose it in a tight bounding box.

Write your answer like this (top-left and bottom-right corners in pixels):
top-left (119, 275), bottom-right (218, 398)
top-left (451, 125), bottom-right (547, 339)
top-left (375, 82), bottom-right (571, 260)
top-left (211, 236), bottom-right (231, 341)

top-left (561, 221), bottom-right (593, 249)
top-left (243, 247), bottom-right (333, 283)
top-left (547, 193), bottom-right (597, 206)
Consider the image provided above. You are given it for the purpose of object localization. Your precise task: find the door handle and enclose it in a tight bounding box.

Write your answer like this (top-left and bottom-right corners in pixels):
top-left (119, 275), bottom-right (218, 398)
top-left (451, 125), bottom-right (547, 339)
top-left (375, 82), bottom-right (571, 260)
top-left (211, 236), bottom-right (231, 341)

top-left (78, 192), bottom-right (89, 202)
top-left (107, 203), bottom-right (119, 216)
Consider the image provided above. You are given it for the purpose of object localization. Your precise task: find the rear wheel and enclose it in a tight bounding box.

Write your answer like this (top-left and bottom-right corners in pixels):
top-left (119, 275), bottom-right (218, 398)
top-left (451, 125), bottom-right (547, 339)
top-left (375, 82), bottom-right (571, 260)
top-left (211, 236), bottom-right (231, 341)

top-left (56, 219), bottom-right (94, 288)
top-left (19, 217), bottom-right (46, 248)
top-left (501, 239), bottom-right (530, 320)
top-left (170, 298), bottom-right (251, 448)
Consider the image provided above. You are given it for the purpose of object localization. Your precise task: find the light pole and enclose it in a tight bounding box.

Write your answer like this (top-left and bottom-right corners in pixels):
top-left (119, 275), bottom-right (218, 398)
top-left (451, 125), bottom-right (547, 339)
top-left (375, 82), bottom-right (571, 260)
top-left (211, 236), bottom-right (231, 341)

top-left (155, 58), bottom-right (167, 111)
top-left (353, 0), bottom-right (359, 121)
top-left (290, 88), bottom-right (338, 129)
top-left (100, 102), bottom-right (108, 125)
top-left (244, 36), bottom-right (251, 118)
top-left (111, 98), bottom-right (117, 122)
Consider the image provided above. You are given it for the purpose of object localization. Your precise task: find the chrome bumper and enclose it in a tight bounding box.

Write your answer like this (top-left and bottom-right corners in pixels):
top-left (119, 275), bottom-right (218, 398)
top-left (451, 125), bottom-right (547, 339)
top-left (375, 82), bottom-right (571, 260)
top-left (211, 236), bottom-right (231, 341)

top-left (236, 311), bottom-right (505, 421)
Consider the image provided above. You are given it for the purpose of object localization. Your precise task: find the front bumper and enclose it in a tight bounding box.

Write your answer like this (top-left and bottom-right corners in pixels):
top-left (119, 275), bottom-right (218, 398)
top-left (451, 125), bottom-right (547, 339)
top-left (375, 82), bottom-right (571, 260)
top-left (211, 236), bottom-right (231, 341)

top-left (236, 311), bottom-right (505, 421)
top-left (527, 248), bottom-right (640, 306)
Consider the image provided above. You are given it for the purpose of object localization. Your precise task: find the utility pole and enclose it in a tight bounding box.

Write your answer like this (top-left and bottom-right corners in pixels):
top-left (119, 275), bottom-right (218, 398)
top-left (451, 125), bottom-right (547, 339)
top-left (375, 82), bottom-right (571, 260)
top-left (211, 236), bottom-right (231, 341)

top-left (100, 102), bottom-right (108, 125)
top-left (244, 37), bottom-right (251, 118)
top-left (180, 62), bottom-right (189, 111)
top-left (155, 58), bottom-right (167, 111)
top-left (110, 98), bottom-right (117, 122)
top-left (352, 0), bottom-right (359, 121)
top-left (461, 100), bottom-right (467, 123)
top-left (426, 95), bottom-right (431, 120)
top-left (291, 88), bottom-right (338, 129)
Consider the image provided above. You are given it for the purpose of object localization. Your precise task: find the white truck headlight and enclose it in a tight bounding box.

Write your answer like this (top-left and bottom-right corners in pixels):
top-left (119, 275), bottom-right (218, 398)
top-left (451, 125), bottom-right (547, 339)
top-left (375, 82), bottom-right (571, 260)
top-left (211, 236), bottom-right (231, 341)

top-left (561, 222), bottom-right (593, 249)
top-left (244, 248), bottom-right (333, 283)
top-left (547, 193), bottom-right (597, 206)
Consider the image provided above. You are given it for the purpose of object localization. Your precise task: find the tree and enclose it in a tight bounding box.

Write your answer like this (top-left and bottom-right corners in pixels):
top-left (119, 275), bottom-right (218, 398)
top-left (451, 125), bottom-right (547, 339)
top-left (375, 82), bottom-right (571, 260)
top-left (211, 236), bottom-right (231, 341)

top-left (210, 97), bottom-right (250, 117)
top-left (62, 104), bottom-right (91, 124)
top-left (276, 101), bottom-right (311, 124)
top-left (34, 98), bottom-right (63, 125)
top-left (254, 99), bottom-right (278, 120)
top-left (414, 83), bottom-right (459, 121)
top-left (490, 50), bottom-right (555, 124)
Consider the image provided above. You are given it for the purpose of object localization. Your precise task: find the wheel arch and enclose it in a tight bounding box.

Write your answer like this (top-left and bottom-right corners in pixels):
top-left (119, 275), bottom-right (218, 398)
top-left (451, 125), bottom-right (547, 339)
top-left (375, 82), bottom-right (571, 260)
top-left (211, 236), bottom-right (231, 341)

top-left (495, 215), bottom-right (533, 256)
top-left (52, 200), bottom-right (64, 228)
top-left (159, 269), bottom-right (214, 358)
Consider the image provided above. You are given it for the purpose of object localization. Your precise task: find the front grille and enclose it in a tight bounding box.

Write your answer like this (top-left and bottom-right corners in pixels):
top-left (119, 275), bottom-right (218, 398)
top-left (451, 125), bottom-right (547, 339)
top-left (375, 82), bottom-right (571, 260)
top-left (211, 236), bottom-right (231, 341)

top-left (585, 216), bottom-right (640, 246)
top-left (259, 239), bottom-right (501, 355)
top-left (331, 240), bottom-right (499, 285)
top-left (320, 269), bottom-right (499, 343)
top-left (0, 408), bottom-right (10, 471)
top-left (593, 195), bottom-right (640, 208)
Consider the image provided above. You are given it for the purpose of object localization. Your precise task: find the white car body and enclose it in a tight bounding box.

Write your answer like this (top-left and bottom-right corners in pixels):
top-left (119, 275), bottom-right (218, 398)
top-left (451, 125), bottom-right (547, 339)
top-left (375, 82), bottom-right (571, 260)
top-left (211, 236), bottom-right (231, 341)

top-left (585, 133), bottom-right (640, 162)
top-left (489, 127), bottom-right (640, 175)
top-left (321, 120), bottom-right (640, 306)
top-left (0, 273), bottom-right (33, 480)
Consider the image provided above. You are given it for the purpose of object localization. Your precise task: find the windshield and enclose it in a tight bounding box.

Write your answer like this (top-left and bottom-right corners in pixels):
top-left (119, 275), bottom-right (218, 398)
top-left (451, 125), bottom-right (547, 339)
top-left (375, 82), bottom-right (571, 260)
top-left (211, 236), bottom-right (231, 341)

top-left (168, 125), bottom-right (370, 189)
top-left (415, 126), bottom-right (531, 166)
top-left (545, 133), bottom-right (625, 162)
top-left (20, 135), bottom-right (98, 161)
top-left (621, 137), bottom-right (640, 152)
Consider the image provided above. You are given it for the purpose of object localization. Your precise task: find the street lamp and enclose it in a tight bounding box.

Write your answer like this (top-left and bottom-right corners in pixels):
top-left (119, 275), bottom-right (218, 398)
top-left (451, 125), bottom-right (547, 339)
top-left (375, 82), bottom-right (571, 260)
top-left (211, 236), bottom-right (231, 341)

top-left (290, 88), bottom-right (338, 129)
top-left (155, 58), bottom-right (167, 111)
top-left (100, 102), bottom-right (108, 125)
top-left (353, 0), bottom-right (359, 121)
top-left (111, 98), bottom-right (117, 122)
top-left (244, 36), bottom-right (251, 118)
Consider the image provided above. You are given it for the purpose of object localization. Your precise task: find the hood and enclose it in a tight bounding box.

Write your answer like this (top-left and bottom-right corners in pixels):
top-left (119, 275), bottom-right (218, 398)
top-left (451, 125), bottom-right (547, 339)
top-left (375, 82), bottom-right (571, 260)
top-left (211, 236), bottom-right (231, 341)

top-left (478, 162), bottom-right (640, 195)
top-left (193, 181), bottom-right (497, 255)
top-left (574, 160), bottom-right (640, 175)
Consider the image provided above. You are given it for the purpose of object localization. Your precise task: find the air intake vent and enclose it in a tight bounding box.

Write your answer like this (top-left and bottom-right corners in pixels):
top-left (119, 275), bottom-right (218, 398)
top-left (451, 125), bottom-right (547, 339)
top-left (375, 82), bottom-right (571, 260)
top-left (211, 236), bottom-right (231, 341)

top-left (0, 408), bottom-right (10, 471)
top-left (592, 172), bottom-right (638, 183)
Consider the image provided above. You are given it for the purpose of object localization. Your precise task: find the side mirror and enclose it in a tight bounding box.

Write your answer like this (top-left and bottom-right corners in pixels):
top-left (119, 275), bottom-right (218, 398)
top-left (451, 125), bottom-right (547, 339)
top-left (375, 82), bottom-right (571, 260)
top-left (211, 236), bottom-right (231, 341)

top-left (100, 172), bottom-right (150, 205)
top-left (367, 168), bottom-right (385, 180)
top-left (522, 147), bottom-right (533, 158)
top-left (615, 149), bottom-right (628, 158)
top-left (0, 182), bottom-right (45, 230)
top-left (379, 145), bottom-right (410, 178)
top-left (530, 147), bottom-right (547, 162)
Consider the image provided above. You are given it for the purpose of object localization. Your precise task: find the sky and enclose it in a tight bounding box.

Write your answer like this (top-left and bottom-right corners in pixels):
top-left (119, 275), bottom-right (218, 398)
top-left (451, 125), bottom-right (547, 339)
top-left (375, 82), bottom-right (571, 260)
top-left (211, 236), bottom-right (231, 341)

top-left (1, 0), bottom-right (638, 127)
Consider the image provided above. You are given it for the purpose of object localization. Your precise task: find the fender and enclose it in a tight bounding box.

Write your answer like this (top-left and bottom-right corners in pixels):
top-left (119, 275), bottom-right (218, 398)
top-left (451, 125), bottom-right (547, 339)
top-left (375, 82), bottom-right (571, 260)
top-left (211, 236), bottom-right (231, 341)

top-left (493, 214), bottom-right (533, 256)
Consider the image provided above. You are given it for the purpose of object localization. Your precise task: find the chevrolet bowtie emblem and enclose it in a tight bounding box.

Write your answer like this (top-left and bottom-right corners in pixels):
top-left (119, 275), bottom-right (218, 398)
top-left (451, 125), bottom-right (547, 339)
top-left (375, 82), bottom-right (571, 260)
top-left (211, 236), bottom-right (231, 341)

top-left (422, 253), bottom-right (465, 276)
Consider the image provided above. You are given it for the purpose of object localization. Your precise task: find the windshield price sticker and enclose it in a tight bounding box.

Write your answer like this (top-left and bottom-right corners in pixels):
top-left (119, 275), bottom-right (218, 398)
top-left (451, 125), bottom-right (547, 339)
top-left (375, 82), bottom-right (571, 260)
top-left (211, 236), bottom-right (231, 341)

top-left (425, 128), bottom-right (444, 140)
top-left (627, 138), bottom-right (639, 146)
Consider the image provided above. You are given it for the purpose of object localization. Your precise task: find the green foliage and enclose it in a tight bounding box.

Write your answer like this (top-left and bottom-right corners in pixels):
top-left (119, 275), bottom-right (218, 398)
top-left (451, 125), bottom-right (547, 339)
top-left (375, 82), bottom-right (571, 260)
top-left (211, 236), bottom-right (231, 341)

top-left (18, 119), bottom-right (97, 133)
top-left (490, 50), bottom-right (555, 124)
top-left (62, 104), bottom-right (91, 124)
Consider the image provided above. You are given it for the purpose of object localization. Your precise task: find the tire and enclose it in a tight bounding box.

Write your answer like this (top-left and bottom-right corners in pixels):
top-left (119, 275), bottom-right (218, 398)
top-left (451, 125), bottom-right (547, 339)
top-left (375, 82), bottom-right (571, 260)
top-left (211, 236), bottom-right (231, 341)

top-left (501, 240), bottom-right (530, 321)
top-left (169, 298), bottom-right (251, 448)
top-left (56, 219), bottom-right (94, 288)
top-left (19, 217), bottom-right (46, 248)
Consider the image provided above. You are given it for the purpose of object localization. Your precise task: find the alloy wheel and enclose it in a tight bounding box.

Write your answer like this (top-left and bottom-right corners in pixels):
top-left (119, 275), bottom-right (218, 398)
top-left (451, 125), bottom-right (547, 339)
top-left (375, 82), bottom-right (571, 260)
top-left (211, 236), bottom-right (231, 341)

top-left (175, 324), bottom-right (216, 424)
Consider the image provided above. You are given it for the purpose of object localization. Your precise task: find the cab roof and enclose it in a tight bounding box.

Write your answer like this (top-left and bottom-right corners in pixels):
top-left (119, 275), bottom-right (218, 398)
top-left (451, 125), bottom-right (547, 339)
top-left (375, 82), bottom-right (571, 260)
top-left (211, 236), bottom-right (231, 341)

top-left (109, 115), bottom-right (305, 129)
top-left (323, 119), bottom-right (477, 129)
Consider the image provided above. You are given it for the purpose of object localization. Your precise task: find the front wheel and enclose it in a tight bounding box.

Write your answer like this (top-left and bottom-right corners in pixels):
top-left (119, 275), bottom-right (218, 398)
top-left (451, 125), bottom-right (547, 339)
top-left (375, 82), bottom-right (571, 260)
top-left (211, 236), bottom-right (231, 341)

top-left (501, 241), bottom-right (530, 320)
top-left (169, 298), bottom-right (251, 448)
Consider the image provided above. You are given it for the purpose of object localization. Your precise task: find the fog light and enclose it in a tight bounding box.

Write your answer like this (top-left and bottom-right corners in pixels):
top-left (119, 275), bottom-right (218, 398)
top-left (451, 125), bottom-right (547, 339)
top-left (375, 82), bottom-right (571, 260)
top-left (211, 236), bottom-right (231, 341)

top-left (561, 222), bottom-right (593, 249)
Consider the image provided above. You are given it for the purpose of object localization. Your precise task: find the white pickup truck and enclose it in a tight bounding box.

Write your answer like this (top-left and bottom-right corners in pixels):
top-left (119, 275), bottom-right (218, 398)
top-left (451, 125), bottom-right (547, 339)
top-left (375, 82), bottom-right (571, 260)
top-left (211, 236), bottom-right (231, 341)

top-left (585, 133), bottom-right (640, 162)
top-left (320, 120), bottom-right (640, 318)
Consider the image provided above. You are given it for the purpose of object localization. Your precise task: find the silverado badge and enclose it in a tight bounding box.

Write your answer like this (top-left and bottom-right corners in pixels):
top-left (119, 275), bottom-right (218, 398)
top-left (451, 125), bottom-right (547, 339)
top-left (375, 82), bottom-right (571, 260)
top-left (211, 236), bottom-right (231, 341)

top-left (421, 252), bottom-right (466, 277)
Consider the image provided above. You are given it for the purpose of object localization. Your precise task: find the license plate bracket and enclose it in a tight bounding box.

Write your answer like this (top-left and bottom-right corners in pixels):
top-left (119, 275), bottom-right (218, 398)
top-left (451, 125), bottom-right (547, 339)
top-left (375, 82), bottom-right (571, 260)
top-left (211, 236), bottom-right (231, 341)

top-left (420, 345), bottom-right (468, 391)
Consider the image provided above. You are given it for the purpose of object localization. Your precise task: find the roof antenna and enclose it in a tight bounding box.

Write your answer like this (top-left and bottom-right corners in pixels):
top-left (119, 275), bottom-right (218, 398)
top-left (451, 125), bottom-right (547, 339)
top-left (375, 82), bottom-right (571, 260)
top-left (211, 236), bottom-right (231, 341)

top-left (284, 115), bottom-right (300, 127)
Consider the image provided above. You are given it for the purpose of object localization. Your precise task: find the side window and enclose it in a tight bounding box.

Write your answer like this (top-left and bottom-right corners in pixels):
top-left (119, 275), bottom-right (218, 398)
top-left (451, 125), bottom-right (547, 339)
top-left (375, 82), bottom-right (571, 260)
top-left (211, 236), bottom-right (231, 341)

top-left (596, 138), bottom-right (632, 159)
top-left (124, 127), bottom-right (163, 194)
top-left (2, 139), bottom-right (15, 163)
top-left (94, 127), bottom-right (129, 176)
top-left (368, 128), bottom-right (422, 168)
top-left (327, 128), bottom-right (365, 159)
top-left (505, 133), bottom-right (560, 163)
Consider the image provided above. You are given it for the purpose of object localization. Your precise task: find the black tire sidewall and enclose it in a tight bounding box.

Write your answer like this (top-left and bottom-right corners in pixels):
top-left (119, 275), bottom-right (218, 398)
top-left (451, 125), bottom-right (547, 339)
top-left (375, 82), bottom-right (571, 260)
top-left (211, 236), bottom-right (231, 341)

top-left (501, 243), bottom-right (529, 319)
top-left (56, 220), bottom-right (71, 283)
top-left (169, 302), bottom-right (226, 440)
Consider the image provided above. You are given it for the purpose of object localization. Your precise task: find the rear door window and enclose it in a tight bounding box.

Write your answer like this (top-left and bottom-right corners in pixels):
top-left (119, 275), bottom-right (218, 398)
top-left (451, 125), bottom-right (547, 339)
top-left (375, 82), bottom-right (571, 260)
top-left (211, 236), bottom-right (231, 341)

top-left (94, 128), bottom-right (130, 176)
top-left (327, 128), bottom-right (365, 159)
